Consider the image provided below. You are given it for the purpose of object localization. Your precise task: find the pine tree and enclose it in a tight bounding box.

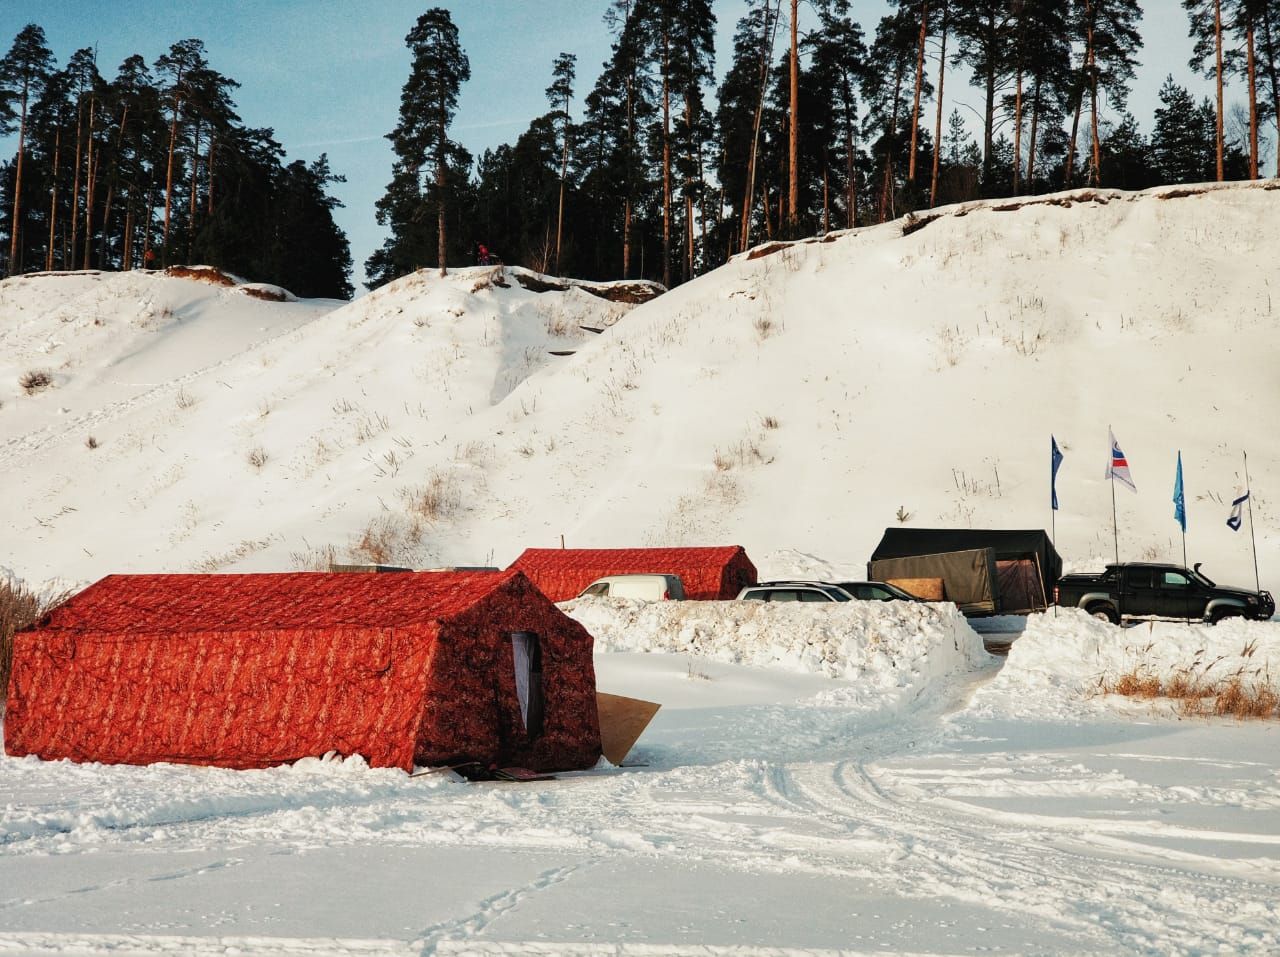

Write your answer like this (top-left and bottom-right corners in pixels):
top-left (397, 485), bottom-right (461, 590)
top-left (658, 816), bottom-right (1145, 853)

top-left (1151, 75), bottom-right (1215, 183)
top-left (547, 53), bottom-right (575, 274)
top-left (951, 0), bottom-right (1012, 192)
top-left (0, 24), bottom-right (55, 274)
top-left (808, 0), bottom-right (867, 227)
top-left (1070, 0), bottom-right (1143, 187)
top-left (1184, 0), bottom-right (1229, 179)
top-left (154, 39), bottom-right (208, 263)
top-left (1004, 0), bottom-right (1071, 194)
top-left (368, 8), bottom-right (471, 283)
top-left (716, 0), bottom-right (781, 253)
top-left (1256, 0), bottom-right (1280, 176)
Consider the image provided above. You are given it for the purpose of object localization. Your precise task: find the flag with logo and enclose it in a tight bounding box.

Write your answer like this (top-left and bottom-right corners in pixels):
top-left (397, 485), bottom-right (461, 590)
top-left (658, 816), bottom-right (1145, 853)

top-left (1105, 429), bottom-right (1137, 492)
top-left (1051, 436), bottom-right (1064, 510)
top-left (1172, 451), bottom-right (1186, 532)
top-left (1227, 489), bottom-right (1249, 531)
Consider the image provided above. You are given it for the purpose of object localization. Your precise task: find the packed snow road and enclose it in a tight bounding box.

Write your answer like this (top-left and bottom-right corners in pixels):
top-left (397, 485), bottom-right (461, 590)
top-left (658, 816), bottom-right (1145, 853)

top-left (1, 604), bottom-right (1278, 955)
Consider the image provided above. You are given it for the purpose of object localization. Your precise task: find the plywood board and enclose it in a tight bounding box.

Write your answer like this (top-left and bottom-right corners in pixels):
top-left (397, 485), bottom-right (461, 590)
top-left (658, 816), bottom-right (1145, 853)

top-left (596, 692), bottom-right (661, 766)
top-left (886, 577), bottom-right (945, 601)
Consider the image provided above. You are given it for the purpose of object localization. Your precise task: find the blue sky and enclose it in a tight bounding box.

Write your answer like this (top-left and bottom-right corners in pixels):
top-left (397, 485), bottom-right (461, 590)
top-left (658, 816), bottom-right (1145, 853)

top-left (0, 2), bottom-right (1234, 291)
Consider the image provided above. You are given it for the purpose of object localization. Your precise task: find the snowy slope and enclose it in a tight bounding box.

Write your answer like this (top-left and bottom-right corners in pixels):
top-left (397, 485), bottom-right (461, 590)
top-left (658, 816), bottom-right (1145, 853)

top-left (2, 183), bottom-right (1278, 593)
top-left (1, 266), bottom-right (649, 581)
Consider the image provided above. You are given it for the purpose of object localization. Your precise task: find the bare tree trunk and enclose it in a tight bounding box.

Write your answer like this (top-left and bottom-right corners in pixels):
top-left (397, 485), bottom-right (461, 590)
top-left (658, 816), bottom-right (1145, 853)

top-left (684, 89), bottom-right (696, 280)
top-left (123, 200), bottom-right (133, 270)
top-left (661, 29), bottom-right (671, 288)
top-left (822, 164), bottom-right (830, 233)
top-left (1065, 55), bottom-right (1086, 186)
top-left (1027, 75), bottom-right (1042, 189)
top-left (742, 0), bottom-right (781, 252)
top-left (623, 199), bottom-right (632, 279)
top-left (187, 119), bottom-right (201, 262)
top-left (1012, 67), bottom-right (1024, 194)
top-left (1215, 0), bottom-right (1225, 181)
top-left (1087, 1), bottom-right (1101, 187)
top-left (83, 94), bottom-right (97, 270)
top-left (1262, 8), bottom-right (1280, 177)
top-left (70, 92), bottom-right (85, 266)
top-left (1247, 16), bottom-right (1259, 180)
top-left (46, 126), bottom-right (61, 271)
top-left (436, 159), bottom-right (448, 276)
top-left (163, 84), bottom-right (184, 263)
top-left (555, 86), bottom-right (569, 274)
top-left (787, 0), bottom-right (799, 236)
top-left (930, 0), bottom-right (949, 208)
top-left (908, 2), bottom-right (929, 185)
top-left (6, 76), bottom-right (32, 273)
top-left (207, 136), bottom-right (216, 216)
top-left (846, 128), bottom-right (856, 227)
top-left (99, 104), bottom-right (129, 269)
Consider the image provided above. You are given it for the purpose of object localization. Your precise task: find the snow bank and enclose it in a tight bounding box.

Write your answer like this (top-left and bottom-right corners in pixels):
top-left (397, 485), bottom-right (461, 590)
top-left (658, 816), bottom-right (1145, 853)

top-left (969, 608), bottom-right (1280, 719)
top-left (565, 595), bottom-right (986, 682)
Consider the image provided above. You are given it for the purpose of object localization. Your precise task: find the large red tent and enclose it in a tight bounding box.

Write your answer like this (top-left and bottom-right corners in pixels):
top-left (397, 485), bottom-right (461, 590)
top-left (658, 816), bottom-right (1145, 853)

top-left (5, 570), bottom-right (600, 773)
top-left (508, 546), bottom-right (757, 601)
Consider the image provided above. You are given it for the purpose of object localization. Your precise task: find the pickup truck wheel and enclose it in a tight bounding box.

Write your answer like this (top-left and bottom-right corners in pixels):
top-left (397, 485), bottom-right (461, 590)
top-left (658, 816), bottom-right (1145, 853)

top-left (1209, 607), bottom-right (1241, 625)
top-left (1087, 603), bottom-right (1120, 625)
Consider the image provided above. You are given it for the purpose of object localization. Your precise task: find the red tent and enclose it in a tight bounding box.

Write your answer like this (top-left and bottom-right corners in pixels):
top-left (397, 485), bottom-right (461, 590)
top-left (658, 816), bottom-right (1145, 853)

top-left (508, 546), bottom-right (758, 601)
top-left (4, 570), bottom-right (600, 773)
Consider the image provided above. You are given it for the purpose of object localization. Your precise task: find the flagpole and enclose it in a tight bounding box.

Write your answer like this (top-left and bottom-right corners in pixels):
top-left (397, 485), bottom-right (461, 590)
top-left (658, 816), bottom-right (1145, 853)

top-left (1244, 450), bottom-right (1261, 593)
top-left (1111, 469), bottom-right (1119, 564)
top-left (1180, 452), bottom-right (1188, 623)
top-left (1051, 482), bottom-right (1058, 618)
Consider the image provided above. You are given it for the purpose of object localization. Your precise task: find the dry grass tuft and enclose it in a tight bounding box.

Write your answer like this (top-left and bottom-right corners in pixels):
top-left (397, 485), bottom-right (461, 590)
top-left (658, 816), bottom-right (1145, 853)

top-left (241, 285), bottom-right (287, 302)
top-left (1, 581), bottom-right (71, 705)
top-left (165, 265), bottom-right (236, 286)
top-left (20, 369), bottom-right (53, 395)
top-left (85, 435), bottom-right (99, 450)
top-left (246, 446), bottom-right (269, 470)
top-left (1102, 650), bottom-right (1279, 720)
top-left (403, 471), bottom-right (460, 523)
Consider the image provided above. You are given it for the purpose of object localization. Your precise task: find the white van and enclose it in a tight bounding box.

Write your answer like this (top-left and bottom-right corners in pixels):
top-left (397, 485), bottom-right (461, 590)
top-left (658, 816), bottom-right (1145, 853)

top-left (577, 574), bottom-right (686, 601)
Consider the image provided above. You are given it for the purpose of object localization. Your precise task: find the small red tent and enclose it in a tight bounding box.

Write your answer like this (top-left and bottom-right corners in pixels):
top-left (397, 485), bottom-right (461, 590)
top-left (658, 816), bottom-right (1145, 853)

top-left (4, 570), bottom-right (600, 773)
top-left (508, 546), bottom-right (758, 601)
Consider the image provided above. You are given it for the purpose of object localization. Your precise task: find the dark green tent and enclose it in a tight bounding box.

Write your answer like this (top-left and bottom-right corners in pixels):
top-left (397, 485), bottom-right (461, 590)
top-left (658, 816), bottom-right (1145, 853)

top-left (867, 529), bottom-right (1062, 615)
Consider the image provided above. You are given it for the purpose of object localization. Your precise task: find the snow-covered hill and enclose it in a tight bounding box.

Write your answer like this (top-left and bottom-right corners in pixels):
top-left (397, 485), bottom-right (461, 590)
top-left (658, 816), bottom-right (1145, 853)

top-left (2, 182), bottom-right (1277, 591)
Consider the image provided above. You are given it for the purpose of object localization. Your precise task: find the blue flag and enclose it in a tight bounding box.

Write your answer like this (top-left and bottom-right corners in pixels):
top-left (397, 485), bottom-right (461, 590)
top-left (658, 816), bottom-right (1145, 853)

top-left (1051, 436), bottom-right (1064, 510)
top-left (1173, 451), bottom-right (1186, 532)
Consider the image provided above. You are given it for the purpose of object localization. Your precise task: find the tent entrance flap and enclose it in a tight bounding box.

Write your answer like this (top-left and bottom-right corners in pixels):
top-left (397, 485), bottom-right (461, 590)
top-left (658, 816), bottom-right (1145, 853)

top-left (995, 559), bottom-right (1049, 613)
top-left (510, 631), bottom-right (544, 739)
top-left (869, 548), bottom-right (998, 615)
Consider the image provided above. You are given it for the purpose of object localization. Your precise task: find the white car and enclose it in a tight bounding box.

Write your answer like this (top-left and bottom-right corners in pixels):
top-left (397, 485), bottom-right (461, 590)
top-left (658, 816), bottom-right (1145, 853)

top-left (576, 574), bottom-right (686, 601)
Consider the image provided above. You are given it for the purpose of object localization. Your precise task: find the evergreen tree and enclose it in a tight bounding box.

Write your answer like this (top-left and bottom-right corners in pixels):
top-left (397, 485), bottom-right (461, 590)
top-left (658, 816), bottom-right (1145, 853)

top-left (0, 24), bottom-right (55, 274)
top-left (951, 0), bottom-right (1012, 191)
top-left (1069, 0), bottom-right (1143, 187)
top-left (547, 52), bottom-right (576, 274)
top-left (1151, 75), bottom-right (1215, 183)
top-left (368, 8), bottom-right (471, 285)
top-left (715, 0), bottom-right (781, 254)
top-left (1004, 0), bottom-right (1072, 194)
top-left (1098, 111), bottom-right (1151, 189)
top-left (806, 0), bottom-right (867, 229)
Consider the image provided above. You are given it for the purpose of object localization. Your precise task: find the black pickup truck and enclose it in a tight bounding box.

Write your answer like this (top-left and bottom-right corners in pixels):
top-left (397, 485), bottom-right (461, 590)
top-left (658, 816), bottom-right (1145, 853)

top-left (1054, 562), bottom-right (1274, 625)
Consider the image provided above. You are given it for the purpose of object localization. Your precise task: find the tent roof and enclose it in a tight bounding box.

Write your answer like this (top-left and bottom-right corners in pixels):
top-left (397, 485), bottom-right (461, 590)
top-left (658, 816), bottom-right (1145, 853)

top-left (37, 570), bottom-right (521, 634)
top-left (869, 528), bottom-right (1060, 565)
top-left (511, 546), bottom-right (748, 570)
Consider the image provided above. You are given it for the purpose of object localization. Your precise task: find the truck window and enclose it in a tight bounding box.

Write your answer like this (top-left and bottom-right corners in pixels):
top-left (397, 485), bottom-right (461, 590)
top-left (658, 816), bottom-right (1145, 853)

top-left (1125, 568), bottom-right (1153, 589)
top-left (1162, 571), bottom-right (1190, 588)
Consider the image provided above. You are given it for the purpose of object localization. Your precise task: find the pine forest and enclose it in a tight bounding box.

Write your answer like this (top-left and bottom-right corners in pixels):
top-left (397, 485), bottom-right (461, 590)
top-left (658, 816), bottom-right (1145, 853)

top-left (2, 0), bottom-right (1278, 297)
